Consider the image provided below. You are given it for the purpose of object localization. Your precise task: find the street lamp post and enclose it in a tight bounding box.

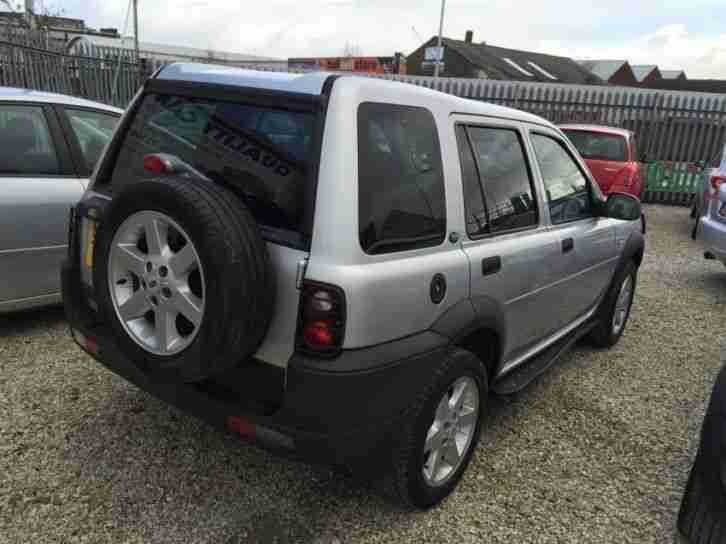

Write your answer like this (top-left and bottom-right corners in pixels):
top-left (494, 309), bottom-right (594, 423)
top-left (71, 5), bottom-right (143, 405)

top-left (433, 0), bottom-right (446, 79)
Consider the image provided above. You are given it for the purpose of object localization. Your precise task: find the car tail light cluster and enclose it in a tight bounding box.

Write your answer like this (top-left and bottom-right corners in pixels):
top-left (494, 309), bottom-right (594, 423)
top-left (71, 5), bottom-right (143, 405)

top-left (143, 154), bottom-right (174, 174)
top-left (710, 175), bottom-right (726, 192)
top-left (296, 281), bottom-right (346, 356)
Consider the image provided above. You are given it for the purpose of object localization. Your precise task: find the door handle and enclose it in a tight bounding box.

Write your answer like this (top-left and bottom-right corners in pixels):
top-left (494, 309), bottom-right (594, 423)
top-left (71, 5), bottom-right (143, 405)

top-left (562, 237), bottom-right (574, 253)
top-left (481, 256), bottom-right (502, 276)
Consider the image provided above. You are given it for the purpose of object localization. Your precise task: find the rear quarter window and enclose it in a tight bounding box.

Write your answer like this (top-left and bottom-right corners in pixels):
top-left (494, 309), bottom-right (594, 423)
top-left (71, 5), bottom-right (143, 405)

top-left (563, 130), bottom-right (628, 162)
top-left (357, 103), bottom-right (446, 255)
top-left (108, 93), bottom-right (316, 240)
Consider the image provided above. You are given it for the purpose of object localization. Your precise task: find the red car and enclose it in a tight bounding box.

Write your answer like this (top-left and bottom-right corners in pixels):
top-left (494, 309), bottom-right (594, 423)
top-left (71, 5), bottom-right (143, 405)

top-left (560, 124), bottom-right (645, 198)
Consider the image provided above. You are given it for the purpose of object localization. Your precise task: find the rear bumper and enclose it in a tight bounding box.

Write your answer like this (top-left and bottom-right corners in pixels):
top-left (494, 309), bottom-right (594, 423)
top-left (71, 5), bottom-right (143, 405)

top-left (701, 216), bottom-right (726, 263)
top-left (62, 260), bottom-right (448, 476)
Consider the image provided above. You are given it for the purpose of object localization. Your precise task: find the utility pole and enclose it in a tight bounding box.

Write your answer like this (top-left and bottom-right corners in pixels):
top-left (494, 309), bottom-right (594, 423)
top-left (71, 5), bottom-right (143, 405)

top-left (133, 0), bottom-right (140, 63)
top-left (433, 0), bottom-right (446, 79)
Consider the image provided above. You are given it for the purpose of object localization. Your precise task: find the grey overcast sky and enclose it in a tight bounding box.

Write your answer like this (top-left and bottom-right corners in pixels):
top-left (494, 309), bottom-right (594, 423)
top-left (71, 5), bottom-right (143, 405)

top-left (54, 0), bottom-right (725, 78)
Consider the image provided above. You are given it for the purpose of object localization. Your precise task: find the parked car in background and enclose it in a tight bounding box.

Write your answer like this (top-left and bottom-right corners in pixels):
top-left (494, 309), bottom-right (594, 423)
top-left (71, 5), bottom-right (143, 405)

top-left (678, 363), bottom-right (726, 543)
top-left (560, 124), bottom-right (644, 198)
top-left (690, 143), bottom-right (726, 240)
top-left (63, 64), bottom-right (644, 509)
top-left (700, 181), bottom-right (726, 266)
top-left (0, 88), bottom-right (121, 313)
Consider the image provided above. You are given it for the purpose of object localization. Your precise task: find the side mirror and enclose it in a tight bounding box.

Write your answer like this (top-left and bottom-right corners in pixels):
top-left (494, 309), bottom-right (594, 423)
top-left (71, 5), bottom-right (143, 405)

top-left (605, 192), bottom-right (642, 221)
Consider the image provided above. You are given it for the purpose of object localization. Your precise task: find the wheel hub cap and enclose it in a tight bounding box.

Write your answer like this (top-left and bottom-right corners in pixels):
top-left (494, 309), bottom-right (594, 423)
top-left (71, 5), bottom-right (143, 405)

top-left (422, 375), bottom-right (479, 487)
top-left (612, 275), bottom-right (633, 335)
top-left (108, 211), bottom-right (206, 356)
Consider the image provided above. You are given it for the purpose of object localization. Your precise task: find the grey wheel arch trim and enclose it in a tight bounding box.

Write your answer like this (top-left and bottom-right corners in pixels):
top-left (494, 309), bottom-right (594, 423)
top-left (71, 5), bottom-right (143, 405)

top-left (619, 229), bottom-right (645, 270)
top-left (431, 297), bottom-right (506, 374)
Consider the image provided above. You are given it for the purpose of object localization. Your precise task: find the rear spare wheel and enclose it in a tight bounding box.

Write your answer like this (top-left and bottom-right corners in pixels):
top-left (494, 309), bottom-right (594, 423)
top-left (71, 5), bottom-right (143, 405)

top-left (93, 177), bottom-right (274, 383)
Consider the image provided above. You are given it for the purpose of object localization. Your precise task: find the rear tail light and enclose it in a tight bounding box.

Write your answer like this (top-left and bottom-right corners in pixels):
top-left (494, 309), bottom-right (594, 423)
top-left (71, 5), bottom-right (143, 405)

top-left (710, 175), bottom-right (726, 192)
top-left (296, 281), bottom-right (346, 356)
top-left (143, 153), bottom-right (174, 174)
top-left (72, 329), bottom-right (99, 356)
top-left (226, 416), bottom-right (256, 439)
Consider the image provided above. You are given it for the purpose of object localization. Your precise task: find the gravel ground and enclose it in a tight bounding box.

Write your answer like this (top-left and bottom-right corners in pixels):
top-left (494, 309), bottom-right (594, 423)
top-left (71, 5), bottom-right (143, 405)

top-left (1, 204), bottom-right (725, 544)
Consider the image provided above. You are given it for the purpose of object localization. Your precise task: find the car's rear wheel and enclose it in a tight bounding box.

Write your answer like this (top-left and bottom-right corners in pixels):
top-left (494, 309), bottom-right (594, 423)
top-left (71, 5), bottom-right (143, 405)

top-left (94, 177), bottom-right (274, 383)
top-left (385, 349), bottom-right (487, 509)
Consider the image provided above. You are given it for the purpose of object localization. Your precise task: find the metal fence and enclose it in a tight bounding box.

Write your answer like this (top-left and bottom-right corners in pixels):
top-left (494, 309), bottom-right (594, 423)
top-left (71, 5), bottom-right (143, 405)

top-left (0, 37), bottom-right (142, 107)
top-left (0, 32), bottom-right (723, 205)
top-left (380, 75), bottom-right (726, 204)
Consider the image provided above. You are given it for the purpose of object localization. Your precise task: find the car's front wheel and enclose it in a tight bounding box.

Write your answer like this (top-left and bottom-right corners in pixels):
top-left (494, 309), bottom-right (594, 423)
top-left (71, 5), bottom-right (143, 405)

top-left (588, 260), bottom-right (637, 348)
top-left (386, 349), bottom-right (487, 509)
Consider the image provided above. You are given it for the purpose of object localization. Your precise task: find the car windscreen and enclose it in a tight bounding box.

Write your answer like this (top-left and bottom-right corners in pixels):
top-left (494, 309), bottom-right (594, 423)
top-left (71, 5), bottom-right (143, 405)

top-left (562, 130), bottom-right (628, 162)
top-left (107, 93), bottom-right (316, 239)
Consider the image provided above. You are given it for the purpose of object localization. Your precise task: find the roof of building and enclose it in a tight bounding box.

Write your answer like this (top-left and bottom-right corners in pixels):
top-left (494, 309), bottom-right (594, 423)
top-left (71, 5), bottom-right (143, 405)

top-left (156, 63), bottom-right (557, 128)
top-left (0, 86), bottom-right (123, 112)
top-left (640, 78), bottom-right (726, 94)
top-left (576, 60), bottom-right (629, 81)
top-left (434, 37), bottom-right (603, 84)
top-left (67, 34), bottom-right (279, 63)
top-left (631, 65), bottom-right (660, 82)
top-left (660, 70), bottom-right (686, 79)
top-left (559, 123), bottom-right (632, 138)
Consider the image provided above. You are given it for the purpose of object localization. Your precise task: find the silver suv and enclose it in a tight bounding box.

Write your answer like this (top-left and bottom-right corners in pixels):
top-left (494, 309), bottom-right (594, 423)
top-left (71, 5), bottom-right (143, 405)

top-left (62, 63), bottom-right (645, 509)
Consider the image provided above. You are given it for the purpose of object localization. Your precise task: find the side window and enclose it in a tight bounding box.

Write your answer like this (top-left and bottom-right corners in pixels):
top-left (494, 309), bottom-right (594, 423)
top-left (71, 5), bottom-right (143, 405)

top-left (463, 126), bottom-right (538, 234)
top-left (0, 105), bottom-right (60, 175)
top-left (358, 103), bottom-right (446, 254)
top-left (65, 109), bottom-right (120, 171)
top-left (531, 133), bottom-right (593, 225)
top-left (456, 126), bottom-right (487, 236)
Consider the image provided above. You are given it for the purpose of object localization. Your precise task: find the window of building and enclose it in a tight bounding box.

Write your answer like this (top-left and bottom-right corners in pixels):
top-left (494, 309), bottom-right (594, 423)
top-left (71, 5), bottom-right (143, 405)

top-left (502, 57), bottom-right (534, 77)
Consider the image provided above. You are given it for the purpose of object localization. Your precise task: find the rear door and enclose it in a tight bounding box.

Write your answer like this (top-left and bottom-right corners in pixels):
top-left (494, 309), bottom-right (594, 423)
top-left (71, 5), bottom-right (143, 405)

top-left (453, 118), bottom-right (562, 364)
top-left (529, 129), bottom-right (619, 327)
top-left (0, 102), bottom-right (83, 306)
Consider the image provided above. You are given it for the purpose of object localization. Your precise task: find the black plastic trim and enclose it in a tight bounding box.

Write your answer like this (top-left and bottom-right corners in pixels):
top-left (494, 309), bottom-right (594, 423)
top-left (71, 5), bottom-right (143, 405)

top-left (92, 86), bottom-right (147, 187)
top-left (292, 330), bottom-right (448, 373)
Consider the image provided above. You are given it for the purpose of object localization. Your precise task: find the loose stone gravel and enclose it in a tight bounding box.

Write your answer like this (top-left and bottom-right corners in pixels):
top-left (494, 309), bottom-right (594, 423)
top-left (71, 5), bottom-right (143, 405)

top-left (1, 204), bottom-right (724, 543)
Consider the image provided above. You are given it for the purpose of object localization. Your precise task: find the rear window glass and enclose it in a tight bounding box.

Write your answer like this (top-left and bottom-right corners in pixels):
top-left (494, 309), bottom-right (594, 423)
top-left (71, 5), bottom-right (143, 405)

top-left (562, 130), bottom-right (628, 162)
top-left (357, 103), bottom-right (446, 255)
top-left (109, 94), bottom-right (315, 237)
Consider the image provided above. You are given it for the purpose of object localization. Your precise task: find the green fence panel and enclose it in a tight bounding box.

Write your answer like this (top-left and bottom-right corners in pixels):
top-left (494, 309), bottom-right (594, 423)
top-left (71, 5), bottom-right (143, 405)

top-left (643, 162), bottom-right (706, 205)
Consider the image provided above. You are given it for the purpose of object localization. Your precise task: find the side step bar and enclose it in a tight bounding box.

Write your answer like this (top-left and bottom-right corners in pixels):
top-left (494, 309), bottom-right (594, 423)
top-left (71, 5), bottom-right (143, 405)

top-left (492, 321), bottom-right (597, 395)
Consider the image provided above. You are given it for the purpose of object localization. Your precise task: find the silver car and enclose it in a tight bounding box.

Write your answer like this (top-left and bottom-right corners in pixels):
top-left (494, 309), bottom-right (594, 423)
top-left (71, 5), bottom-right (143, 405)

top-left (0, 88), bottom-right (121, 313)
top-left (64, 65), bottom-right (644, 509)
